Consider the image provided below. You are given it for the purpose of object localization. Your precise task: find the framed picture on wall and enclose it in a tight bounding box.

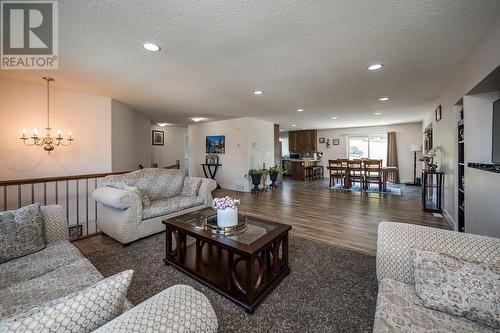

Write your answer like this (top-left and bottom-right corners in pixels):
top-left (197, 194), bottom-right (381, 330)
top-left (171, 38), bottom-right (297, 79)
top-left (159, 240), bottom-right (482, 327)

top-left (319, 137), bottom-right (325, 143)
top-left (206, 135), bottom-right (225, 154)
top-left (332, 139), bottom-right (340, 145)
top-left (435, 105), bottom-right (442, 122)
top-left (152, 130), bottom-right (164, 145)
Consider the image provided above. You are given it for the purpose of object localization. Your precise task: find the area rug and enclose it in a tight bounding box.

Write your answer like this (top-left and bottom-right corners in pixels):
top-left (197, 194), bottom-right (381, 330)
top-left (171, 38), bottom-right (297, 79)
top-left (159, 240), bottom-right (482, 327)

top-left (85, 233), bottom-right (378, 332)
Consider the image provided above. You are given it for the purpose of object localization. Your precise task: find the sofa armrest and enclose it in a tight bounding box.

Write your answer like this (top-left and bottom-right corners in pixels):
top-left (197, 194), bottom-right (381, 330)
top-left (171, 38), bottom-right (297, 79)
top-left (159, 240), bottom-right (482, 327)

top-left (197, 178), bottom-right (217, 205)
top-left (92, 285), bottom-right (218, 333)
top-left (92, 187), bottom-right (141, 210)
top-left (40, 205), bottom-right (69, 244)
top-left (376, 222), bottom-right (500, 285)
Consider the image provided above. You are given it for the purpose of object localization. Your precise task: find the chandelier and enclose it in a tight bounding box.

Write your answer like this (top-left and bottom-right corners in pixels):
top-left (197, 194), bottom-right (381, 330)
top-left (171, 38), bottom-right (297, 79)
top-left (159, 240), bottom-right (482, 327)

top-left (20, 77), bottom-right (74, 152)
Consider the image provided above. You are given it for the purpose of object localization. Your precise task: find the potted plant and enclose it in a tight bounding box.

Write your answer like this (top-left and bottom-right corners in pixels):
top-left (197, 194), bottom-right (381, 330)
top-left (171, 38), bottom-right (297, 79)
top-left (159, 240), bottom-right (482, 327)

top-left (212, 196), bottom-right (240, 227)
top-left (419, 146), bottom-right (440, 171)
top-left (268, 166), bottom-right (286, 189)
top-left (245, 168), bottom-right (267, 193)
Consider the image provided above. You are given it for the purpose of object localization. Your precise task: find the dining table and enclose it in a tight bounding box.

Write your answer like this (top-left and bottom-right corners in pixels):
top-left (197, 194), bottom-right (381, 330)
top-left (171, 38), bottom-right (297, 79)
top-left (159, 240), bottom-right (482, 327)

top-left (326, 164), bottom-right (399, 192)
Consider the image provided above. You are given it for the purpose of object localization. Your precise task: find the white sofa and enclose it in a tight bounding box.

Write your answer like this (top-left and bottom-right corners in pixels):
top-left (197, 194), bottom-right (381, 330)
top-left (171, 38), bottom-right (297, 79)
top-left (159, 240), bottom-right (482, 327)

top-left (374, 222), bottom-right (500, 332)
top-left (0, 205), bottom-right (218, 332)
top-left (93, 168), bottom-right (216, 244)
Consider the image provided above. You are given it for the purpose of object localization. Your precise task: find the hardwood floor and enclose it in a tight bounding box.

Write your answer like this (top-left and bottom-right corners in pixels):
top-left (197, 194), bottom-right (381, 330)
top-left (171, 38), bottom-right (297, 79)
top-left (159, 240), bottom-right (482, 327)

top-left (75, 179), bottom-right (449, 256)
top-left (213, 179), bottom-right (449, 255)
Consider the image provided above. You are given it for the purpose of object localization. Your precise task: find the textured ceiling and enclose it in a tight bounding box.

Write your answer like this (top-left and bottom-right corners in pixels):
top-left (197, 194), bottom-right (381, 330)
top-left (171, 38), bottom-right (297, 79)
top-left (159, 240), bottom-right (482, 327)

top-left (2, 1), bottom-right (500, 129)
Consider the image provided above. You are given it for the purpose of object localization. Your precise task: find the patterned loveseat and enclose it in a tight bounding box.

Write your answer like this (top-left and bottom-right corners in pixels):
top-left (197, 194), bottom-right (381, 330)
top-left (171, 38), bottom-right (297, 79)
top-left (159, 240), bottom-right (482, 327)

top-left (0, 205), bottom-right (218, 332)
top-left (93, 168), bottom-right (217, 244)
top-left (373, 222), bottom-right (500, 332)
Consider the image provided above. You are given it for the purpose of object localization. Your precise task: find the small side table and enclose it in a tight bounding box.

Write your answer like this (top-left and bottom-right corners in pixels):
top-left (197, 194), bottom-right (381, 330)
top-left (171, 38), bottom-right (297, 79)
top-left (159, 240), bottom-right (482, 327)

top-left (201, 163), bottom-right (221, 189)
top-left (422, 170), bottom-right (444, 213)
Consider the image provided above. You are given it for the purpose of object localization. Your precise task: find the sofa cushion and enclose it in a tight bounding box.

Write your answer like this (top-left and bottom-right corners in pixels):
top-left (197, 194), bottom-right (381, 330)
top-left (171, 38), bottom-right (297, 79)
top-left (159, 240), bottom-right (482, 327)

top-left (103, 168), bottom-right (185, 200)
top-left (0, 256), bottom-right (103, 319)
top-left (0, 203), bottom-right (45, 264)
top-left (104, 183), bottom-right (151, 207)
top-left (142, 196), bottom-right (205, 220)
top-left (0, 270), bottom-right (133, 333)
top-left (373, 278), bottom-right (495, 333)
top-left (414, 250), bottom-right (499, 329)
top-left (0, 241), bottom-right (85, 290)
top-left (182, 177), bottom-right (202, 197)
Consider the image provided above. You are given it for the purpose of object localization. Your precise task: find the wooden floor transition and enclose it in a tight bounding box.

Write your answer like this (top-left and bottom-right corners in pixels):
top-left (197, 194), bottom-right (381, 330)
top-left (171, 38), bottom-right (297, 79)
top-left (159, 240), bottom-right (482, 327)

top-left (75, 179), bottom-right (450, 256)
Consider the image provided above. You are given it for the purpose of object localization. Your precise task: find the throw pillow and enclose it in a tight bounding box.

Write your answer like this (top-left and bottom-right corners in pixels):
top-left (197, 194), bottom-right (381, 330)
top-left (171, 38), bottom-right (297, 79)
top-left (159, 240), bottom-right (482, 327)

top-left (414, 250), bottom-right (499, 329)
top-left (0, 270), bottom-right (134, 333)
top-left (182, 177), bottom-right (202, 197)
top-left (0, 203), bottom-right (45, 264)
top-left (106, 184), bottom-right (150, 207)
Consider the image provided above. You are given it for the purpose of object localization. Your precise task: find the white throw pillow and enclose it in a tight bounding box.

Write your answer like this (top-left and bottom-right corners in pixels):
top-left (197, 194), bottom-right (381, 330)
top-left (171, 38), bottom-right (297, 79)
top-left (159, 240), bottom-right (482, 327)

top-left (0, 270), bottom-right (134, 333)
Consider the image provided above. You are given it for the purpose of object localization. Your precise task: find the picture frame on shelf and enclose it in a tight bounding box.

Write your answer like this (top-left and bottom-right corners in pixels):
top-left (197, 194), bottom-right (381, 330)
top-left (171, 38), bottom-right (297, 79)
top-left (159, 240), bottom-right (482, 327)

top-left (332, 139), bottom-right (340, 145)
top-left (435, 105), bottom-right (442, 122)
top-left (152, 130), bottom-right (164, 145)
top-left (319, 137), bottom-right (325, 143)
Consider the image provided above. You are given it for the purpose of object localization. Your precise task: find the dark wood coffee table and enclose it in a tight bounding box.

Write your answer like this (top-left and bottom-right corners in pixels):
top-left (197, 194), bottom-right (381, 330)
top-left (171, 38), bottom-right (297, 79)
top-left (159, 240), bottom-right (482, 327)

top-left (163, 208), bottom-right (291, 313)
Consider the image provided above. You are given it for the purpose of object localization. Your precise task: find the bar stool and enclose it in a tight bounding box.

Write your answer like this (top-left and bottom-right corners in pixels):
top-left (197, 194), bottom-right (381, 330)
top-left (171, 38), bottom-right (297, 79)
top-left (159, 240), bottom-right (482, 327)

top-left (304, 166), bottom-right (315, 181)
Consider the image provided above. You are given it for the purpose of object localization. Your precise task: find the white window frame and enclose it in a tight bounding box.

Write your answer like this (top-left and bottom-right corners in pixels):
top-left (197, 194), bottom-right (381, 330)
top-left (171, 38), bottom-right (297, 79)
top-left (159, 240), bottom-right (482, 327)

top-left (347, 133), bottom-right (388, 164)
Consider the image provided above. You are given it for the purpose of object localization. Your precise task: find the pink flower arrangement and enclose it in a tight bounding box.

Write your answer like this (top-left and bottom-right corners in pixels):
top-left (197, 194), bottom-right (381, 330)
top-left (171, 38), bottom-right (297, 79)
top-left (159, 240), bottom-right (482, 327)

top-left (212, 196), bottom-right (240, 210)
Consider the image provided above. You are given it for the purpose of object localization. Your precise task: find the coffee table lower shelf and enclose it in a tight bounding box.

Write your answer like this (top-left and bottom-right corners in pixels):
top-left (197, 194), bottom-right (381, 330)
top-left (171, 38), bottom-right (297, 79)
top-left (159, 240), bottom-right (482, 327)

top-left (164, 228), bottom-right (290, 313)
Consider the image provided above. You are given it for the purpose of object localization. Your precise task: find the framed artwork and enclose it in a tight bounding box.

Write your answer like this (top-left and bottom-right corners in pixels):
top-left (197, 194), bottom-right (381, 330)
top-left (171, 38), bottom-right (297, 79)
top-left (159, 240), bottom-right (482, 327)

top-left (152, 130), bottom-right (164, 145)
top-left (319, 137), bottom-right (325, 143)
top-left (206, 135), bottom-right (225, 154)
top-left (435, 105), bottom-right (442, 122)
top-left (332, 139), bottom-right (340, 145)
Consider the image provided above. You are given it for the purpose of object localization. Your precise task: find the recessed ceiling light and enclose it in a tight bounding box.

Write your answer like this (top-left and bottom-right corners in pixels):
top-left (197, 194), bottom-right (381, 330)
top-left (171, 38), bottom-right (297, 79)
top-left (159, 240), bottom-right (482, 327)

top-left (332, 116), bottom-right (339, 120)
top-left (291, 124), bottom-right (296, 127)
top-left (297, 109), bottom-right (304, 112)
top-left (374, 112), bottom-right (383, 116)
top-left (191, 117), bottom-right (205, 122)
top-left (367, 64), bottom-right (383, 71)
top-left (254, 90), bottom-right (263, 95)
top-left (157, 123), bottom-right (170, 127)
top-left (378, 97), bottom-right (389, 101)
top-left (143, 43), bottom-right (161, 51)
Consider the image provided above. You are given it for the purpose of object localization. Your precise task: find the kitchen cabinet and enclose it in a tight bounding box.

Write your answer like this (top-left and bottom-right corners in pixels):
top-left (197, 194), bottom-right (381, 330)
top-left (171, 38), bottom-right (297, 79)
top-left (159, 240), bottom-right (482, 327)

top-left (289, 130), bottom-right (317, 152)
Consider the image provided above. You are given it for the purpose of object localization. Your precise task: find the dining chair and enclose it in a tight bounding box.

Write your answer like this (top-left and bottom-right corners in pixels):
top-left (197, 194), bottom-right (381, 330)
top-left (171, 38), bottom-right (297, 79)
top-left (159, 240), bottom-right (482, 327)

top-left (364, 159), bottom-right (383, 192)
top-left (346, 160), bottom-right (364, 189)
top-left (328, 159), bottom-right (344, 188)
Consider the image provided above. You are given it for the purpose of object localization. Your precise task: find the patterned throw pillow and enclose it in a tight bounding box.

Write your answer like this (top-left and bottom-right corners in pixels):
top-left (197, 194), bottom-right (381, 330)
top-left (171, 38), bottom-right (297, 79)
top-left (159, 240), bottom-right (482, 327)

top-left (414, 250), bottom-right (499, 329)
top-left (0, 270), bottom-right (134, 333)
top-left (182, 177), bottom-right (202, 197)
top-left (0, 203), bottom-right (45, 263)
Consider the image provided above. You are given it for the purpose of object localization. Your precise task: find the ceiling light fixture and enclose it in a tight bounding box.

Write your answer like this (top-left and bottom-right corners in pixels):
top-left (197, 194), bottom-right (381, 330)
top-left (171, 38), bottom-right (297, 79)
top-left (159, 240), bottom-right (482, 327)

top-left (367, 64), bottom-right (383, 71)
top-left (332, 116), bottom-right (339, 120)
top-left (157, 123), bottom-right (170, 127)
top-left (374, 112), bottom-right (383, 116)
top-left (20, 77), bottom-right (74, 153)
top-left (297, 109), bottom-right (304, 112)
top-left (291, 124), bottom-right (296, 127)
top-left (378, 97), bottom-right (389, 101)
top-left (191, 117), bottom-right (205, 122)
top-left (254, 90), bottom-right (263, 95)
top-left (143, 43), bottom-right (161, 51)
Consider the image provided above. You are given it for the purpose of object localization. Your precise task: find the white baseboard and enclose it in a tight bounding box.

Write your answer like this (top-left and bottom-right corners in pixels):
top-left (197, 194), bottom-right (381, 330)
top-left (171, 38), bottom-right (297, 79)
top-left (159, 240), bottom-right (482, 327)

top-left (442, 208), bottom-right (456, 231)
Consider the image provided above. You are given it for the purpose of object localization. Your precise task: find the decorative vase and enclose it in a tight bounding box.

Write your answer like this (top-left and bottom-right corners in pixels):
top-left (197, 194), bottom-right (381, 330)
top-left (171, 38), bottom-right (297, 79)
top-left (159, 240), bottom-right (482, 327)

top-left (269, 172), bottom-right (279, 189)
top-left (251, 174), bottom-right (262, 193)
top-left (217, 206), bottom-right (238, 228)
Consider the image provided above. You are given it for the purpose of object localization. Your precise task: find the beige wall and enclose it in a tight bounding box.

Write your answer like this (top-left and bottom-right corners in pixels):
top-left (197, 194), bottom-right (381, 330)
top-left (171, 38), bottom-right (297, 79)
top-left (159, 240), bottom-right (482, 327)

top-left (316, 122), bottom-right (423, 183)
top-left (111, 100), bottom-right (151, 172)
top-left (0, 77), bottom-right (112, 180)
top-left (189, 117), bottom-right (274, 192)
top-left (151, 125), bottom-right (188, 170)
top-left (423, 16), bottom-right (500, 226)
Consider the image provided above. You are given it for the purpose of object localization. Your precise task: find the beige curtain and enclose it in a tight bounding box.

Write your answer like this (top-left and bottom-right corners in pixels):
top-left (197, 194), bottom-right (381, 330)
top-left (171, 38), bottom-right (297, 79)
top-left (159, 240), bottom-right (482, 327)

top-left (386, 132), bottom-right (400, 183)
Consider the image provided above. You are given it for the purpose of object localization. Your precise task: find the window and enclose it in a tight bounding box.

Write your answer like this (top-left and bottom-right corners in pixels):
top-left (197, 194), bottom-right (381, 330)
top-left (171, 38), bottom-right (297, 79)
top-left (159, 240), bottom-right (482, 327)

top-left (348, 134), bottom-right (387, 165)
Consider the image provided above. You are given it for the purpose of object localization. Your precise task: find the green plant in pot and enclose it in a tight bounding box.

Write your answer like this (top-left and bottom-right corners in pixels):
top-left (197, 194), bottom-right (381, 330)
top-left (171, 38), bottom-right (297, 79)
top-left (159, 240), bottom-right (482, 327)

top-left (268, 166), bottom-right (286, 189)
top-left (245, 168), bottom-right (267, 193)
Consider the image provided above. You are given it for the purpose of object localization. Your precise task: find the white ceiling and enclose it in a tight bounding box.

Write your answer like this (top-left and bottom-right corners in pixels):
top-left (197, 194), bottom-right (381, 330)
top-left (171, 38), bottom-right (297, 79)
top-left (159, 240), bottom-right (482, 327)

top-left (2, 1), bottom-right (500, 130)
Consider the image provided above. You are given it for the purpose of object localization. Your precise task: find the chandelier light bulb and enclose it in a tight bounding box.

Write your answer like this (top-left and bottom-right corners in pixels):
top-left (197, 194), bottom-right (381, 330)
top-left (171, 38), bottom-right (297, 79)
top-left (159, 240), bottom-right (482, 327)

top-left (33, 128), bottom-right (39, 137)
top-left (21, 129), bottom-right (27, 138)
top-left (68, 131), bottom-right (73, 138)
